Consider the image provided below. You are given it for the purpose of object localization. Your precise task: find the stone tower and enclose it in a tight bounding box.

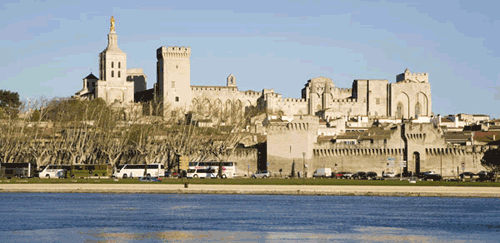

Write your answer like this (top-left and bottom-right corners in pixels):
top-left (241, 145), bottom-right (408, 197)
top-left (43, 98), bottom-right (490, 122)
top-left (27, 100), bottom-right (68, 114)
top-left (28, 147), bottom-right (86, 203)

top-left (156, 46), bottom-right (192, 117)
top-left (96, 16), bottom-right (134, 104)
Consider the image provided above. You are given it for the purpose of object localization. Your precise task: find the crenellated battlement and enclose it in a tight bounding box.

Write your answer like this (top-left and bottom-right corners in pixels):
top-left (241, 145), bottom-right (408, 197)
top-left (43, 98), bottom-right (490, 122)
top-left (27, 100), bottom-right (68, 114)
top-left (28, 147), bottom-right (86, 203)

top-left (268, 122), bottom-right (311, 132)
top-left (157, 46), bottom-right (191, 59)
top-left (313, 148), bottom-right (404, 157)
top-left (265, 92), bottom-right (282, 99)
top-left (243, 90), bottom-right (262, 97)
top-left (331, 98), bottom-right (357, 103)
top-left (396, 68), bottom-right (429, 83)
top-left (280, 98), bottom-right (307, 103)
top-left (192, 85), bottom-right (238, 92)
top-left (426, 145), bottom-right (498, 155)
top-left (405, 133), bottom-right (426, 140)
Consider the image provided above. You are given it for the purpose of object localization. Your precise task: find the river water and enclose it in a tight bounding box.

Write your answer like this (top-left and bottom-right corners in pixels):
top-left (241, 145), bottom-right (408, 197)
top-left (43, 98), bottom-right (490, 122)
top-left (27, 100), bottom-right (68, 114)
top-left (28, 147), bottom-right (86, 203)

top-left (0, 193), bottom-right (499, 242)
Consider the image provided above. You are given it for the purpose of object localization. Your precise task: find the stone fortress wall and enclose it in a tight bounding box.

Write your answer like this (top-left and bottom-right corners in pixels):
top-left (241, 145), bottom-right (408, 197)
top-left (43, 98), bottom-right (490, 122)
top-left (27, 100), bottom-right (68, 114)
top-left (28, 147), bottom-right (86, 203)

top-left (266, 117), bottom-right (491, 177)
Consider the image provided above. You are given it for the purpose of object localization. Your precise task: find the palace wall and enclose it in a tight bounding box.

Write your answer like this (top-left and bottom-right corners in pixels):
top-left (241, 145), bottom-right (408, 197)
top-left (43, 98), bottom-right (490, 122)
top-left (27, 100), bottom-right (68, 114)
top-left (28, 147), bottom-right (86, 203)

top-left (191, 86), bottom-right (261, 115)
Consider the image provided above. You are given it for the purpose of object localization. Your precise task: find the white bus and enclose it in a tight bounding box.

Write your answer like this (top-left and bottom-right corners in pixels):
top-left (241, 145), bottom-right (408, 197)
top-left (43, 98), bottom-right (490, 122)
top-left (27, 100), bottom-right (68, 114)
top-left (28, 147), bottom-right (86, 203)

top-left (188, 161), bottom-right (237, 178)
top-left (39, 165), bottom-right (69, 179)
top-left (113, 164), bottom-right (165, 179)
top-left (186, 168), bottom-right (217, 179)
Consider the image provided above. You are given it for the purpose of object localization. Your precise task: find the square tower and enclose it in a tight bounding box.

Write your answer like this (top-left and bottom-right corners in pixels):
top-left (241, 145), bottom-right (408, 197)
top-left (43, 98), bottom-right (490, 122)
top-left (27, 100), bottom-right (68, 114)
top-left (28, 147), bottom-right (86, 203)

top-left (156, 46), bottom-right (192, 117)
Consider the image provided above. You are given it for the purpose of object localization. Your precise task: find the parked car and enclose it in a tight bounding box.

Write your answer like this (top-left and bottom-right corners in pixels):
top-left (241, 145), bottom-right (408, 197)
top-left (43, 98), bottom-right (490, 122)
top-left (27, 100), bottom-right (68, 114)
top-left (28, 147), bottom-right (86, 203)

top-left (395, 171), bottom-right (414, 178)
top-left (336, 172), bottom-right (345, 178)
top-left (313, 168), bottom-right (332, 178)
top-left (477, 171), bottom-right (495, 182)
top-left (459, 172), bottom-right (476, 179)
top-left (422, 173), bottom-right (442, 181)
top-left (341, 172), bottom-right (353, 179)
top-left (352, 171), bottom-right (367, 180)
top-left (251, 170), bottom-right (271, 179)
top-left (422, 171), bottom-right (436, 174)
top-left (138, 177), bottom-right (162, 182)
top-left (366, 172), bottom-right (378, 180)
top-left (383, 171), bottom-right (396, 178)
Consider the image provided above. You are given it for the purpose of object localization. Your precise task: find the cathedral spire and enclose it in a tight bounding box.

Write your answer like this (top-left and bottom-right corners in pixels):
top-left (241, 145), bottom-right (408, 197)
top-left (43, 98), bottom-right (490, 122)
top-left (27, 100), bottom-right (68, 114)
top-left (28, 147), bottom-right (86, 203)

top-left (104, 16), bottom-right (123, 53)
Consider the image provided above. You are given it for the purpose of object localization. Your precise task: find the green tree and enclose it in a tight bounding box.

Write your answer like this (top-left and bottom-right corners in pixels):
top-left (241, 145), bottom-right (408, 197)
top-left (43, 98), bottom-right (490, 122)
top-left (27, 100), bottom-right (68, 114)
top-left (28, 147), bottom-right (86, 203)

top-left (0, 89), bottom-right (22, 118)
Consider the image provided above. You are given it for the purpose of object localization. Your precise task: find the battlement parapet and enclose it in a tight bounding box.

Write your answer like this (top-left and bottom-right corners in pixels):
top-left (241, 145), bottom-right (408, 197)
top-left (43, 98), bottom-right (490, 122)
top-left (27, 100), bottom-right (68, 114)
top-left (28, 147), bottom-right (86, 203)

top-left (265, 92), bottom-right (282, 99)
top-left (313, 148), bottom-right (404, 156)
top-left (268, 122), bottom-right (311, 133)
top-left (396, 68), bottom-right (429, 83)
top-left (280, 98), bottom-right (307, 103)
top-left (157, 46), bottom-right (191, 59)
top-left (243, 90), bottom-right (262, 97)
top-left (405, 133), bottom-right (426, 140)
top-left (425, 145), bottom-right (498, 155)
top-left (192, 85), bottom-right (238, 92)
top-left (331, 98), bottom-right (357, 103)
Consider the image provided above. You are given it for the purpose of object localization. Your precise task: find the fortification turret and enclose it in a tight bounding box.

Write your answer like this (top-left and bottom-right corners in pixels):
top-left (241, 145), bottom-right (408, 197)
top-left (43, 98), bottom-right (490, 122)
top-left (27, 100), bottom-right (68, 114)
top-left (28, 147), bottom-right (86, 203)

top-left (396, 68), bottom-right (428, 83)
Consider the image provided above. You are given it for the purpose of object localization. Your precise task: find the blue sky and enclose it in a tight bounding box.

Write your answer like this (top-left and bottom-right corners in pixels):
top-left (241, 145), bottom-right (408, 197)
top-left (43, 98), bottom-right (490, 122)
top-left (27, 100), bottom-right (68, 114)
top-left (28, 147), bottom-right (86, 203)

top-left (1, 0), bottom-right (498, 118)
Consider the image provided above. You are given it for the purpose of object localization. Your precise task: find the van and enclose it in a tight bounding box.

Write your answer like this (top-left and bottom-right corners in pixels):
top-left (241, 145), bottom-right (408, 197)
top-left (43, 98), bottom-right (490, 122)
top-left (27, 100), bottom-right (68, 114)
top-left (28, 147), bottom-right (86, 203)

top-left (313, 168), bottom-right (332, 178)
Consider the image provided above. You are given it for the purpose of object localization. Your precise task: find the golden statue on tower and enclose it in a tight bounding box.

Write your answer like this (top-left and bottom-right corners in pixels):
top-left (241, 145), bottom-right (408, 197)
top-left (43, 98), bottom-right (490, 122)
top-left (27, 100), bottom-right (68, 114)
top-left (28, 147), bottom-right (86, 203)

top-left (110, 16), bottom-right (115, 31)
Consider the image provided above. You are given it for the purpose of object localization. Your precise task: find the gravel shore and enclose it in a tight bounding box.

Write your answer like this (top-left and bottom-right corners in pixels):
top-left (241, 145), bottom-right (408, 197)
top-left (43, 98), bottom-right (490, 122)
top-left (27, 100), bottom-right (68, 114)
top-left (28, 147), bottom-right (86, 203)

top-left (1, 184), bottom-right (500, 198)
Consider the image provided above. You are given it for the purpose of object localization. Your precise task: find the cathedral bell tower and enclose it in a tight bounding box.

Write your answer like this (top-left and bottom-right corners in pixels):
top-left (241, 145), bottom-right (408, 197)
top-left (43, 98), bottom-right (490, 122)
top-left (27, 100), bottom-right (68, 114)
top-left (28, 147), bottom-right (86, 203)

top-left (96, 16), bottom-right (133, 104)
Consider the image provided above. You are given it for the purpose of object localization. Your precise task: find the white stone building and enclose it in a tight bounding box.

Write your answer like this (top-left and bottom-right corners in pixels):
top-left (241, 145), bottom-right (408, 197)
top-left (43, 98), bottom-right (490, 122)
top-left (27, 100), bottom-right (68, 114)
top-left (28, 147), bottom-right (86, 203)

top-left (75, 17), bottom-right (146, 107)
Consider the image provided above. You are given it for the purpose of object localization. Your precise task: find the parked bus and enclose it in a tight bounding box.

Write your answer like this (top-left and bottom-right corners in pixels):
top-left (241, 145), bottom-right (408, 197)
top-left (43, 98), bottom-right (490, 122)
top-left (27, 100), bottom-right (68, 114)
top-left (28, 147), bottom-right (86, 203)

top-left (67, 164), bottom-right (112, 178)
top-left (113, 164), bottom-right (165, 179)
top-left (188, 161), bottom-right (237, 178)
top-left (38, 165), bottom-right (70, 179)
top-left (0, 163), bottom-right (35, 178)
top-left (186, 168), bottom-right (217, 179)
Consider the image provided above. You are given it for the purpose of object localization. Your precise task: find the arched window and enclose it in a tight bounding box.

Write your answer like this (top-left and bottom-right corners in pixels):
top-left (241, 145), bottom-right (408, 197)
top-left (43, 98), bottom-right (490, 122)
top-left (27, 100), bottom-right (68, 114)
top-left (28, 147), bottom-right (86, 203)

top-left (118, 62), bottom-right (121, 68)
top-left (118, 71), bottom-right (121, 78)
top-left (111, 70), bottom-right (114, 77)
top-left (396, 102), bottom-right (403, 118)
top-left (111, 62), bottom-right (114, 68)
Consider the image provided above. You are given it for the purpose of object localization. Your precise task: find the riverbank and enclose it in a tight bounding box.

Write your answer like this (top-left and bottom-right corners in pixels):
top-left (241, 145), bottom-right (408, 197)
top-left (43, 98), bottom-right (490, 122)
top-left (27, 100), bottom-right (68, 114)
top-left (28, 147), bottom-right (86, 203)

top-left (1, 184), bottom-right (500, 198)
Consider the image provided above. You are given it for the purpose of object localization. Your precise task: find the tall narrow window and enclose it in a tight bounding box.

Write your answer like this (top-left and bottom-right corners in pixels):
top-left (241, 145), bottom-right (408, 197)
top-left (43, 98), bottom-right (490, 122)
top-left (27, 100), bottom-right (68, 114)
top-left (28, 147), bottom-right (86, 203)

top-left (376, 98), bottom-right (380, 105)
top-left (415, 102), bottom-right (421, 117)
top-left (118, 62), bottom-right (121, 68)
top-left (111, 70), bottom-right (114, 77)
top-left (175, 97), bottom-right (179, 102)
top-left (171, 81), bottom-right (175, 88)
top-left (118, 71), bottom-right (121, 78)
top-left (396, 102), bottom-right (403, 118)
top-left (111, 62), bottom-right (114, 68)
